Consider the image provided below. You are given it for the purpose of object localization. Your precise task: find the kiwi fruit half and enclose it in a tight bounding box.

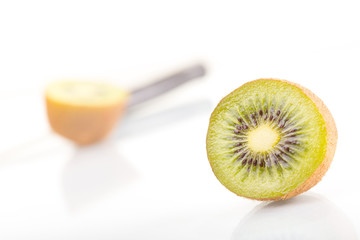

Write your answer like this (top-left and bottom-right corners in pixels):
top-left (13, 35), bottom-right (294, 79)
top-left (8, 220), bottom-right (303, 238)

top-left (206, 79), bottom-right (337, 200)
top-left (45, 80), bottom-right (128, 145)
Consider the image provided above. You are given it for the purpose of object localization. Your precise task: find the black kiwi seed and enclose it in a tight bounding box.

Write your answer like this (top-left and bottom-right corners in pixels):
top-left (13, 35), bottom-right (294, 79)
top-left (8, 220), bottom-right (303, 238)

top-left (260, 160), bottom-right (265, 167)
top-left (287, 127), bottom-right (300, 133)
top-left (259, 110), bottom-right (263, 116)
top-left (234, 149), bottom-right (241, 154)
top-left (253, 159), bottom-right (258, 166)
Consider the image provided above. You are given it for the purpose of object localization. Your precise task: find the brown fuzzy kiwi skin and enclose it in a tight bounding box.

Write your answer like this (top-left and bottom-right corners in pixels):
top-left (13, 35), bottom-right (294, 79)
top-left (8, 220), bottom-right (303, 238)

top-left (207, 78), bottom-right (338, 201)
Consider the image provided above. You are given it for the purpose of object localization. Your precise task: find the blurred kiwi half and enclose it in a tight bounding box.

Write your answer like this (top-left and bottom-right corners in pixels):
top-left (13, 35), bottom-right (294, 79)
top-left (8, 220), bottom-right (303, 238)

top-left (45, 80), bottom-right (128, 145)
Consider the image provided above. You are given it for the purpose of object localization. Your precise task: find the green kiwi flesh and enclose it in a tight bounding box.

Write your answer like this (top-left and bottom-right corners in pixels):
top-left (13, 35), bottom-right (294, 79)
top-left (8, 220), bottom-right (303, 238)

top-left (206, 79), bottom-right (328, 200)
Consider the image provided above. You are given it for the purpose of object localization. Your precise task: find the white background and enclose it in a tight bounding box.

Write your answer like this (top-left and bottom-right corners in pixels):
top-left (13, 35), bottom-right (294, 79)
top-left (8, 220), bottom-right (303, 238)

top-left (0, 0), bottom-right (359, 239)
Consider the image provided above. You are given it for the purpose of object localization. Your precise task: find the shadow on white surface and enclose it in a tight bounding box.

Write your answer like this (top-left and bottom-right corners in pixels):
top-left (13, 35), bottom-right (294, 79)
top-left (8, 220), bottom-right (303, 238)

top-left (232, 194), bottom-right (357, 240)
top-left (62, 141), bottom-right (137, 212)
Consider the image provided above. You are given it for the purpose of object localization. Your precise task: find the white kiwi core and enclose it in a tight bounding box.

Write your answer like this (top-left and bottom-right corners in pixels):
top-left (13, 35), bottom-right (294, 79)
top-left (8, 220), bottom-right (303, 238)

top-left (247, 124), bottom-right (280, 152)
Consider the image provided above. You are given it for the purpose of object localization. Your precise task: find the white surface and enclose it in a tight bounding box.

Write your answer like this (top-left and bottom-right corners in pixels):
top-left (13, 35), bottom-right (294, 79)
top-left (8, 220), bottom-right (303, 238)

top-left (1, 0), bottom-right (360, 239)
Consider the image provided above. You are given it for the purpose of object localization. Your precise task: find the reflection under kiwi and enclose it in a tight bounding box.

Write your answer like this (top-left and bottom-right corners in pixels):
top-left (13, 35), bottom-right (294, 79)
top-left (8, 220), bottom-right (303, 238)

top-left (62, 141), bottom-right (137, 212)
top-left (232, 194), bottom-right (357, 240)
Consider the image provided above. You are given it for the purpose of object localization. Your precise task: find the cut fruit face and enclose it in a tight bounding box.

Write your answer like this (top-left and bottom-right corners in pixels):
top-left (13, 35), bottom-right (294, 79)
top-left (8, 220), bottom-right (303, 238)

top-left (46, 81), bottom-right (128, 107)
top-left (45, 80), bottom-right (129, 145)
top-left (206, 79), bottom-right (337, 200)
